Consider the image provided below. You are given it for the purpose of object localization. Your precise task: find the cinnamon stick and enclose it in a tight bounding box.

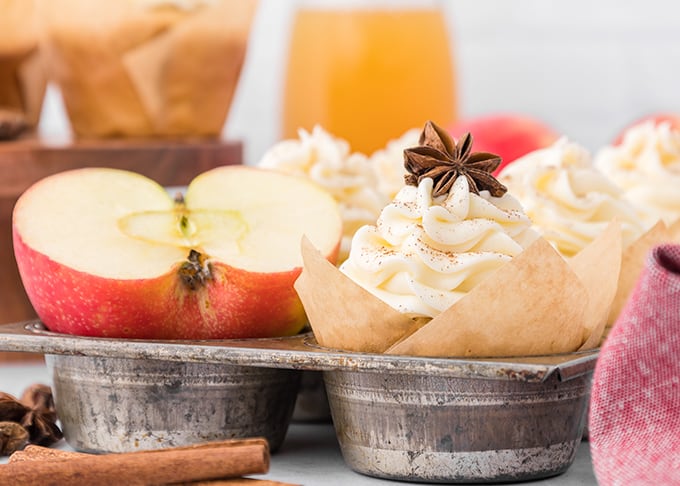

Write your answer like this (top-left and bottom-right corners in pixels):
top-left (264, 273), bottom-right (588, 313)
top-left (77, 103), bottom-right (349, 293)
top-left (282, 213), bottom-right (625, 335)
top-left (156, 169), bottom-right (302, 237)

top-left (9, 439), bottom-right (267, 464)
top-left (178, 480), bottom-right (298, 486)
top-left (8, 443), bottom-right (299, 486)
top-left (8, 444), bottom-right (82, 463)
top-left (1, 438), bottom-right (269, 485)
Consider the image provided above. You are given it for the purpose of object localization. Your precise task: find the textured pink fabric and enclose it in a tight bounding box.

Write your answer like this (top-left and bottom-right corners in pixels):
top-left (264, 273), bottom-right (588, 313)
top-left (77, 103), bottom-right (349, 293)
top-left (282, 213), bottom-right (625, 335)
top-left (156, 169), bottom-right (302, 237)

top-left (590, 244), bottom-right (680, 485)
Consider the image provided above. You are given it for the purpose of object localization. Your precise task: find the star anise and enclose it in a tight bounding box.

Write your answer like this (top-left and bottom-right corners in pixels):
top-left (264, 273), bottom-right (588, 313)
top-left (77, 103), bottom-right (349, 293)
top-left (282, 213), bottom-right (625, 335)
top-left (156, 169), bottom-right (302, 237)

top-left (0, 422), bottom-right (29, 455)
top-left (404, 120), bottom-right (507, 198)
top-left (19, 384), bottom-right (63, 447)
top-left (0, 384), bottom-right (63, 455)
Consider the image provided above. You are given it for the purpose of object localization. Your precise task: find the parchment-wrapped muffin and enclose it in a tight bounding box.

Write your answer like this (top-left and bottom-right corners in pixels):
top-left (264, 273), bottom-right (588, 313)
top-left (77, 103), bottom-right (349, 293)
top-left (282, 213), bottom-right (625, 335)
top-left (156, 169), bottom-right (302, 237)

top-left (295, 122), bottom-right (622, 357)
top-left (0, 0), bottom-right (46, 136)
top-left (40, 0), bottom-right (258, 138)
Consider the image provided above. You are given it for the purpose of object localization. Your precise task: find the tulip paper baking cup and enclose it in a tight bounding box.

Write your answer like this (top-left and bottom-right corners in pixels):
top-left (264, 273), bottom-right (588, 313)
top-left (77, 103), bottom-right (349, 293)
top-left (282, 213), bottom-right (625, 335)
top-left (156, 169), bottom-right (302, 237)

top-left (0, 0), bottom-right (47, 127)
top-left (295, 222), bottom-right (622, 358)
top-left (671, 218), bottom-right (680, 241)
top-left (608, 219), bottom-right (680, 325)
top-left (40, 0), bottom-right (257, 138)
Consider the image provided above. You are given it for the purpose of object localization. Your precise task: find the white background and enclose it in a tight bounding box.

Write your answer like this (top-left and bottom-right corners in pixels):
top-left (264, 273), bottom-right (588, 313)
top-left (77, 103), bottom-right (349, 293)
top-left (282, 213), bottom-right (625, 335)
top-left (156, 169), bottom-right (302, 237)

top-left (39, 0), bottom-right (680, 165)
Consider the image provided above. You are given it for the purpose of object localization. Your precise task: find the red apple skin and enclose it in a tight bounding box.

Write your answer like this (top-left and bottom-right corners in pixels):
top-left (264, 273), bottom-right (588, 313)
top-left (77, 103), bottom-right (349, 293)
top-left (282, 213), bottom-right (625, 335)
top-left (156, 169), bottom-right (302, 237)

top-left (448, 114), bottom-right (559, 176)
top-left (613, 113), bottom-right (680, 145)
top-left (13, 228), bottom-right (338, 340)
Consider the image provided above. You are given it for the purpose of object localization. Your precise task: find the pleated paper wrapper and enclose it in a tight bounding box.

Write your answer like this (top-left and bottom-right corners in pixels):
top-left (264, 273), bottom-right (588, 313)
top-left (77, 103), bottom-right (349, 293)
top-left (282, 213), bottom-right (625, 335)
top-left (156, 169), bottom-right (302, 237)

top-left (0, 0), bottom-right (47, 127)
top-left (295, 222), bottom-right (623, 358)
top-left (40, 0), bottom-right (258, 138)
top-left (607, 217), bottom-right (680, 325)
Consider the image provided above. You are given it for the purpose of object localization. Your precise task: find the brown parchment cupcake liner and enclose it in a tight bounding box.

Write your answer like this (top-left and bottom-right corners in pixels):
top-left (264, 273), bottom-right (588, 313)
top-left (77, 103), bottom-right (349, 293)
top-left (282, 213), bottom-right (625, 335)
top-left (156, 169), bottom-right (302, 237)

top-left (295, 222), bottom-right (622, 358)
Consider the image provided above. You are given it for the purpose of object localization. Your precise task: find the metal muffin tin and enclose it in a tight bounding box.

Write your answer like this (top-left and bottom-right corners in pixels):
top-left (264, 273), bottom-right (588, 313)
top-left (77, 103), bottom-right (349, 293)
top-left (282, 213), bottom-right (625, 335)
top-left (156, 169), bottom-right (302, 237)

top-left (45, 355), bottom-right (300, 453)
top-left (0, 321), bottom-right (597, 483)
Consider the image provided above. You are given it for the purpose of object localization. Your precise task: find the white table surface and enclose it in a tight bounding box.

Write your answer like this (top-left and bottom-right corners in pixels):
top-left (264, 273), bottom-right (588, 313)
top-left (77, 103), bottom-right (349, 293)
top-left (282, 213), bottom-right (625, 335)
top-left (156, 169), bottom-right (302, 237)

top-left (0, 361), bottom-right (597, 485)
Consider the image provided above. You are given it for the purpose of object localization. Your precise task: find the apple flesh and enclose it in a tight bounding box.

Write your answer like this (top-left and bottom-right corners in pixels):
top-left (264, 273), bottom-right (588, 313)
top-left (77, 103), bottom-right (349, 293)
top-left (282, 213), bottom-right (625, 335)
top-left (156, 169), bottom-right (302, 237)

top-left (13, 166), bottom-right (342, 340)
top-left (613, 113), bottom-right (680, 145)
top-left (448, 114), bottom-right (559, 175)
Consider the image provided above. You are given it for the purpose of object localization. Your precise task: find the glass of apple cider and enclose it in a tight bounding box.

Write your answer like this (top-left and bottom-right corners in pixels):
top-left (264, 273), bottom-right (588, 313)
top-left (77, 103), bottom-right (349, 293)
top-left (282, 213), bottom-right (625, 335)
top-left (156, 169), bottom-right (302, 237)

top-left (282, 0), bottom-right (456, 155)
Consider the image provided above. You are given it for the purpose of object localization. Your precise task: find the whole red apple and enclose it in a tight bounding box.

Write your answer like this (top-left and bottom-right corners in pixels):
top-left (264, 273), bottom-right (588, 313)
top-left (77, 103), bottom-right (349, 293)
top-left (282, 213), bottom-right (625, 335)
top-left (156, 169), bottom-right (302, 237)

top-left (612, 113), bottom-right (680, 145)
top-left (448, 114), bottom-right (559, 175)
top-left (13, 166), bottom-right (342, 340)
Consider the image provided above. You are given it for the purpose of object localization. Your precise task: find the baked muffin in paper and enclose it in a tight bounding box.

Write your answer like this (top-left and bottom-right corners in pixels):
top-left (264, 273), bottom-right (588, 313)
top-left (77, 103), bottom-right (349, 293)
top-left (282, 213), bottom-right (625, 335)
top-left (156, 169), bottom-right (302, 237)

top-left (40, 0), bottom-right (258, 138)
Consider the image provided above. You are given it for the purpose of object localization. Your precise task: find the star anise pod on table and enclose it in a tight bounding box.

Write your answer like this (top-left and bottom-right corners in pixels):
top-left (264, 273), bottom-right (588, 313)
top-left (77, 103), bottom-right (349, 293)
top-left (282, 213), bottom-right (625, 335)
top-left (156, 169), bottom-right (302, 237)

top-left (0, 384), bottom-right (63, 455)
top-left (404, 120), bottom-right (507, 198)
top-left (0, 422), bottom-right (29, 456)
top-left (19, 384), bottom-right (63, 447)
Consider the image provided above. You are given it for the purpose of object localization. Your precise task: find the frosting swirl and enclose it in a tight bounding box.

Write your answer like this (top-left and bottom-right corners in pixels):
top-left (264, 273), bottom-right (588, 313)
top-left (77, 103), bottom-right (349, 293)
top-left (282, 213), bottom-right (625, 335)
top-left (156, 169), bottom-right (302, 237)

top-left (500, 138), bottom-right (646, 257)
top-left (259, 126), bottom-right (386, 263)
top-left (594, 121), bottom-right (680, 227)
top-left (369, 128), bottom-right (419, 200)
top-left (340, 176), bottom-right (536, 318)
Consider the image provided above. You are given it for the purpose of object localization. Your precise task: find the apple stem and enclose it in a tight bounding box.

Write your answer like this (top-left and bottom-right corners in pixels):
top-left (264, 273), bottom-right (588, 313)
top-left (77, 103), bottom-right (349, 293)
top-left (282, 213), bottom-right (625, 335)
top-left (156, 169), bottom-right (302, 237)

top-left (178, 250), bottom-right (212, 291)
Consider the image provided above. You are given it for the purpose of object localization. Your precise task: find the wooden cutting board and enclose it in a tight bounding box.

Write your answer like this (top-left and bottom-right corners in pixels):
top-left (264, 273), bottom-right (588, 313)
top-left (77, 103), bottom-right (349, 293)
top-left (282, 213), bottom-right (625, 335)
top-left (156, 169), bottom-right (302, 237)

top-left (0, 135), bottom-right (242, 361)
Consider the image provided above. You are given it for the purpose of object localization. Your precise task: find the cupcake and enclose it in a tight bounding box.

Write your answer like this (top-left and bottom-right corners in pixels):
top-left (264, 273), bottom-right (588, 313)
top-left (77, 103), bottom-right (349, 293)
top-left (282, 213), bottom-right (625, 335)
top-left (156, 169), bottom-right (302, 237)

top-left (295, 121), bottom-right (621, 357)
top-left (594, 121), bottom-right (680, 229)
top-left (40, 0), bottom-right (257, 138)
top-left (499, 138), bottom-right (647, 258)
top-left (259, 125), bottom-right (387, 263)
top-left (0, 0), bottom-right (46, 134)
top-left (341, 124), bottom-right (537, 319)
top-left (368, 128), bottom-right (420, 201)
top-left (590, 122), bottom-right (680, 321)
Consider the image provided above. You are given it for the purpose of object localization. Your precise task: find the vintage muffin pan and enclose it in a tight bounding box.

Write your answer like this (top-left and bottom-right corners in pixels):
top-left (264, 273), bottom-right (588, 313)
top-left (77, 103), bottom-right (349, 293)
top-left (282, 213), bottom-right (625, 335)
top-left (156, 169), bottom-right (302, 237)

top-left (0, 321), bottom-right (597, 483)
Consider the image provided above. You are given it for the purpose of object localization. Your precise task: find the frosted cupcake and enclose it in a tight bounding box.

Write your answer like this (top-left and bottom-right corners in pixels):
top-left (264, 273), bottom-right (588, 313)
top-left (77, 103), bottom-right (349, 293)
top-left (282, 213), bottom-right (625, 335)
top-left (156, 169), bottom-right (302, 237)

top-left (259, 125), bottom-right (386, 263)
top-left (341, 122), bottom-right (537, 318)
top-left (594, 121), bottom-right (680, 228)
top-left (368, 128), bottom-right (420, 201)
top-left (499, 138), bottom-right (646, 258)
top-left (296, 121), bottom-right (619, 357)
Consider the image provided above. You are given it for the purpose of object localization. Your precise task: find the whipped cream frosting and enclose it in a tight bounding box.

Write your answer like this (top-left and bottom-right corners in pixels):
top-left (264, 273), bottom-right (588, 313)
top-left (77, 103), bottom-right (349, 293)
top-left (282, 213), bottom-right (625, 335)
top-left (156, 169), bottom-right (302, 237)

top-left (500, 138), bottom-right (646, 257)
top-left (340, 176), bottom-right (537, 318)
top-left (594, 121), bottom-right (680, 227)
top-left (369, 128), bottom-right (420, 200)
top-left (259, 126), bottom-right (386, 263)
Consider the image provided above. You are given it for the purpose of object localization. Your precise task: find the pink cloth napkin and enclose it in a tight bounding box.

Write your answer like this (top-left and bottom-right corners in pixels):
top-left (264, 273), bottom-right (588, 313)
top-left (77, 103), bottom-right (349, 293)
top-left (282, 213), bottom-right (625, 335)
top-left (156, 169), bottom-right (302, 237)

top-left (590, 244), bottom-right (680, 485)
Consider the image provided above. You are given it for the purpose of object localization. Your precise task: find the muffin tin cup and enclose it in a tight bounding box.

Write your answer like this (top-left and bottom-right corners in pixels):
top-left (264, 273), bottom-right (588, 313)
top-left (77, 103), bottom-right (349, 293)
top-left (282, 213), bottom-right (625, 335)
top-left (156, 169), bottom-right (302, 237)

top-left (45, 355), bottom-right (300, 453)
top-left (324, 369), bottom-right (590, 483)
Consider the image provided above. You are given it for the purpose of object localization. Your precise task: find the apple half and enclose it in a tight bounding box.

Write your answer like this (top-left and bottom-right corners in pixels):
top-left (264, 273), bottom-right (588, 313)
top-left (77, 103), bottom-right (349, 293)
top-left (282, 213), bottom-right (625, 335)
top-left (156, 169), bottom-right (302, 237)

top-left (13, 166), bottom-right (342, 339)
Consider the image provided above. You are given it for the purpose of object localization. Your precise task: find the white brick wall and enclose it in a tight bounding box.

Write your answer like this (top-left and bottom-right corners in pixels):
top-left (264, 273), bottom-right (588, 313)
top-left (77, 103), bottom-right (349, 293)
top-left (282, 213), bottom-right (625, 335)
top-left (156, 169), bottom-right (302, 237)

top-left (39, 0), bottom-right (680, 163)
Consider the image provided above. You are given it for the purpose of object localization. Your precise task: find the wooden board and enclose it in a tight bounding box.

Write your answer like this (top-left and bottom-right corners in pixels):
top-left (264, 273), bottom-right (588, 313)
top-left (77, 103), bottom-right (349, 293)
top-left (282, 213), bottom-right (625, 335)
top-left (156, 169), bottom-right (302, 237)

top-left (0, 136), bottom-right (242, 361)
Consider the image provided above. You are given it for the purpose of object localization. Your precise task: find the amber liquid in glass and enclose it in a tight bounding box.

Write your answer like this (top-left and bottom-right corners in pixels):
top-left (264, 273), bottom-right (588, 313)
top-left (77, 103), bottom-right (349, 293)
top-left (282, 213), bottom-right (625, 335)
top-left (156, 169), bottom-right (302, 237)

top-left (282, 7), bottom-right (456, 154)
